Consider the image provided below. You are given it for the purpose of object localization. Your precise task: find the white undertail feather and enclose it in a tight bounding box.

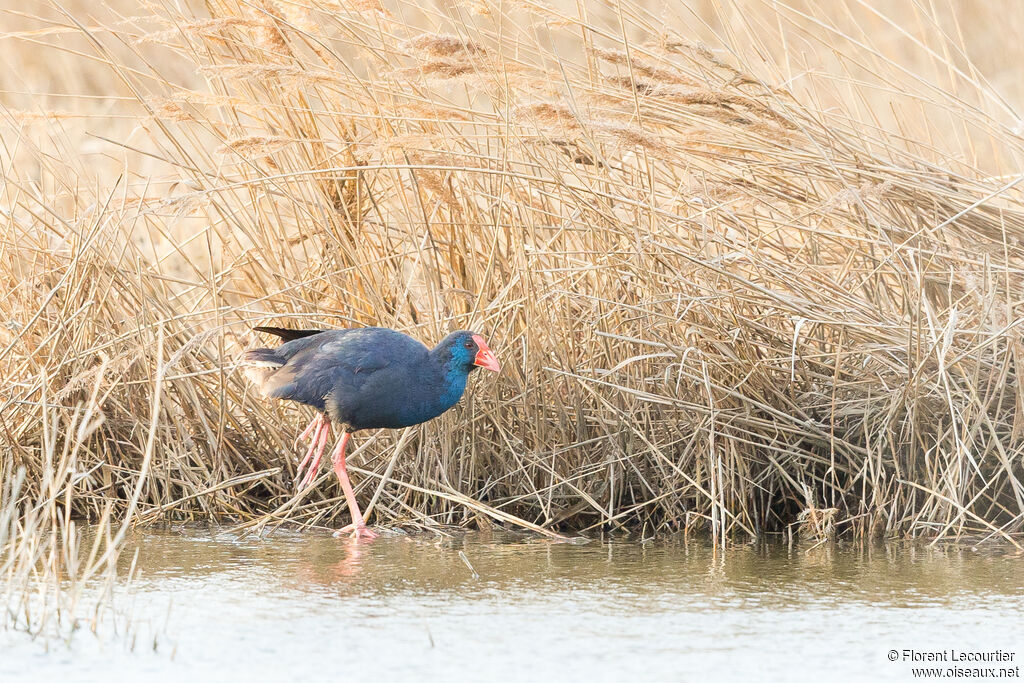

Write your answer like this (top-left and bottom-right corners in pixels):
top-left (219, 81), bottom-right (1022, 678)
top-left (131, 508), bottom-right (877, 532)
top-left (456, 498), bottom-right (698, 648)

top-left (241, 349), bottom-right (283, 395)
top-left (245, 359), bottom-right (283, 368)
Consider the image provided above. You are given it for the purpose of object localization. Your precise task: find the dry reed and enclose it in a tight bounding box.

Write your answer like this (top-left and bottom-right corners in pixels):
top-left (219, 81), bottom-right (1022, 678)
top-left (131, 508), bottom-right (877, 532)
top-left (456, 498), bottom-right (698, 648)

top-left (2, 389), bottom-right (128, 640)
top-left (1, 0), bottom-right (1023, 548)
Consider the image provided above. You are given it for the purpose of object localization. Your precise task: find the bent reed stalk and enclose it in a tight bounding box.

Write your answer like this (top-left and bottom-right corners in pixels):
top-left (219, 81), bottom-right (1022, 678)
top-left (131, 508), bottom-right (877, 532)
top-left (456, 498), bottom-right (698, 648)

top-left (1, 0), bottom-right (1023, 545)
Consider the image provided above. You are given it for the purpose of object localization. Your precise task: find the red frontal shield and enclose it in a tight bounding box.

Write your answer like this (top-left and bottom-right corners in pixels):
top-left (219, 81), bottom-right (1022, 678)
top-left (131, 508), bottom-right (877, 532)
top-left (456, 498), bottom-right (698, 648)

top-left (471, 335), bottom-right (500, 372)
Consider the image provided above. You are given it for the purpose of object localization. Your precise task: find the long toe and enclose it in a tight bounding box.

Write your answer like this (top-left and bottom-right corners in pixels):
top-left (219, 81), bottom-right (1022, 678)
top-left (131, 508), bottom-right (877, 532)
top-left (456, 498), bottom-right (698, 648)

top-left (334, 524), bottom-right (378, 540)
top-left (295, 451), bottom-right (314, 484)
top-left (298, 452), bottom-right (322, 489)
top-left (295, 414), bottom-right (322, 447)
top-left (296, 420), bottom-right (330, 489)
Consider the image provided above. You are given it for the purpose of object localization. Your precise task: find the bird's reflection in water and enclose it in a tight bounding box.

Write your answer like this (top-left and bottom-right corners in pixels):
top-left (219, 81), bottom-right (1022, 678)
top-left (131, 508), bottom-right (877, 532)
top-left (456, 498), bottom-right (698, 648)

top-left (289, 536), bottom-right (370, 591)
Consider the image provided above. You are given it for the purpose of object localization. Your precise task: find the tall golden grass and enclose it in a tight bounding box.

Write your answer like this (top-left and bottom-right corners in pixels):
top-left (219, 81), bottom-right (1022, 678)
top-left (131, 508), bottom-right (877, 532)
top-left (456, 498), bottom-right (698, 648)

top-left (2, 398), bottom-right (126, 638)
top-left (2, 0), bottom-right (1023, 546)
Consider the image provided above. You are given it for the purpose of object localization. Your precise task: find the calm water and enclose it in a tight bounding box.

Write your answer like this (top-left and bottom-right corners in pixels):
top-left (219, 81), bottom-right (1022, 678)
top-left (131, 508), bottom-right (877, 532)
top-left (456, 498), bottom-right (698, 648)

top-left (2, 529), bottom-right (1022, 682)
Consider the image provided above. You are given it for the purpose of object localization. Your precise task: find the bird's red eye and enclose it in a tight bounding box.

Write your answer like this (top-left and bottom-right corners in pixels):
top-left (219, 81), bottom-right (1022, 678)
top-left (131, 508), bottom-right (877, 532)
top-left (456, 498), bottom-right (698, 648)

top-left (464, 340), bottom-right (474, 349)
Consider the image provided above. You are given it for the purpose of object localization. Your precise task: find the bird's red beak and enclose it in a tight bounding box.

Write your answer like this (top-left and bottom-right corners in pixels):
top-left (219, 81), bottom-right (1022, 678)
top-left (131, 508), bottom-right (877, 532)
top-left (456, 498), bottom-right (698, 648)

top-left (472, 335), bottom-right (501, 372)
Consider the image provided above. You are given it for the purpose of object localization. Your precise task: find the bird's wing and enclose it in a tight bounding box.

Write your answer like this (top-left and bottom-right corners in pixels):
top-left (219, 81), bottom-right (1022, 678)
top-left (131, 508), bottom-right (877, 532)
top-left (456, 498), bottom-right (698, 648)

top-left (260, 329), bottom-right (427, 411)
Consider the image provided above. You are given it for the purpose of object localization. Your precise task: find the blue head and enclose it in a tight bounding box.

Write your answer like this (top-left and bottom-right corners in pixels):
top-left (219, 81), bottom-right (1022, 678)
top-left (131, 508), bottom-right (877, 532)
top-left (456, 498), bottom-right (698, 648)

top-left (431, 331), bottom-right (501, 409)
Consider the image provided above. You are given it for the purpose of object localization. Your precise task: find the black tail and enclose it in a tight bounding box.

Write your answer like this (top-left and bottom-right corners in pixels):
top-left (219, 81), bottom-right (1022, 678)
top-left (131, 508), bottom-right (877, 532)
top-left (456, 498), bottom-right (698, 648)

top-left (253, 326), bottom-right (325, 343)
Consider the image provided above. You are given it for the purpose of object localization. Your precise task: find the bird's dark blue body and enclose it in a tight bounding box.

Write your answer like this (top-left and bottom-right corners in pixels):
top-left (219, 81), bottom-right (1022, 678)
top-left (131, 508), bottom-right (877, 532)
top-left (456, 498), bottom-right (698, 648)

top-left (246, 327), bottom-right (485, 432)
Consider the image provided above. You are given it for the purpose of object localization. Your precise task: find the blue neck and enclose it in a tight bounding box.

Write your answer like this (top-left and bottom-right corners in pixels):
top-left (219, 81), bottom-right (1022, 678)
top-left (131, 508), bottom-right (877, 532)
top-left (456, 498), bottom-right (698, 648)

top-left (438, 363), bottom-right (470, 412)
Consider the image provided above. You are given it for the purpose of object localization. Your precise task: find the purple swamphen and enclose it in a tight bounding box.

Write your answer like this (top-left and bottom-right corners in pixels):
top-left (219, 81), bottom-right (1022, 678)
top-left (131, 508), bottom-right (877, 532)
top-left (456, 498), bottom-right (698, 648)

top-left (243, 326), bottom-right (501, 539)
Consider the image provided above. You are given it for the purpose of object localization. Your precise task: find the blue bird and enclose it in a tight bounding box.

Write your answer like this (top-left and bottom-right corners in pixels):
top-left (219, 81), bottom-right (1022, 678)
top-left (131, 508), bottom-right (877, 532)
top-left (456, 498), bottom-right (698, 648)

top-left (243, 326), bottom-right (501, 539)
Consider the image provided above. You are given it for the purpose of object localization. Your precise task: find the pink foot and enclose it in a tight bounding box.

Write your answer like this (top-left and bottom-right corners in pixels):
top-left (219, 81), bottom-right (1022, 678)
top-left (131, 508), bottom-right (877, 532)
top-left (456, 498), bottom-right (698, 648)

top-left (329, 431), bottom-right (376, 540)
top-left (334, 523), bottom-right (379, 540)
top-left (296, 417), bottom-right (329, 489)
top-left (295, 414), bottom-right (323, 448)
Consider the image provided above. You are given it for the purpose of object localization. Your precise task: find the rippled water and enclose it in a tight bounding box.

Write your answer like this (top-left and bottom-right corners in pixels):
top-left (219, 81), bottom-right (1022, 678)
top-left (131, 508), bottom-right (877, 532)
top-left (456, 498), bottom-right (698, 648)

top-left (2, 529), bottom-right (1022, 682)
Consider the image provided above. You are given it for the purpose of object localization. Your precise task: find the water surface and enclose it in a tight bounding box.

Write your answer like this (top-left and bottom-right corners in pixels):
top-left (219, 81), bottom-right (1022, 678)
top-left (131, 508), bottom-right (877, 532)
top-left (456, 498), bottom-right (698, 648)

top-left (3, 529), bottom-right (1022, 682)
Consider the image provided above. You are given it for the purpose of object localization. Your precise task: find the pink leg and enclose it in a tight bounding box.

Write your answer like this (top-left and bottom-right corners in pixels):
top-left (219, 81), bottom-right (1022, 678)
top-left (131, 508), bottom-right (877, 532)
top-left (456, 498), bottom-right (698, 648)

top-left (296, 418), bottom-right (330, 489)
top-left (295, 417), bottom-right (321, 476)
top-left (295, 413), bottom-right (323, 448)
top-left (295, 415), bottom-right (325, 480)
top-left (330, 432), bottom-right (377, 540)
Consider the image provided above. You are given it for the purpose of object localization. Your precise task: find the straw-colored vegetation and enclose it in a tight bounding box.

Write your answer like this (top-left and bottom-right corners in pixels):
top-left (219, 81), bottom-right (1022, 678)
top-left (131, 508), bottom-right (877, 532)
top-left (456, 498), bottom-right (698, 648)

top-left (2, 399), bottom-right (127, 638)
top-left (2, 0), bottom-right (1024, 552)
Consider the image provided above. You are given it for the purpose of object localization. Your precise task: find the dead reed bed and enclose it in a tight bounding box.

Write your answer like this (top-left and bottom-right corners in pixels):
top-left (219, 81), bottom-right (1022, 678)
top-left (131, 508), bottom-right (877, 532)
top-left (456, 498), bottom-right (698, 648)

top-left (2, 393), bottom-right (127, 640)
top-left (1, 0), bottom-right (1023, 546)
